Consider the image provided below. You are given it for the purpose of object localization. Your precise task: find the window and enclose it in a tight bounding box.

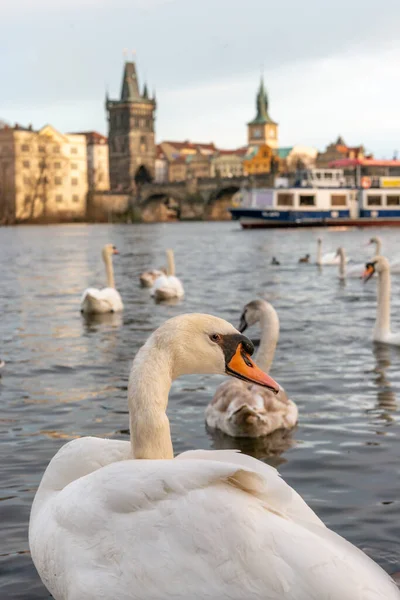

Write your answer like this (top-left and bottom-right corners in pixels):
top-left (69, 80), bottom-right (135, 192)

top-left (55, 194), bottom-right (63, 203)
top-left (71, 163), bottom-right (78, 170)
top-left (54, 161), bottom-right (61, 169)
top-left (38, 145), bottom-right (45, 153)
top-left (71, 177), bottom-right (78, 186)
top-left (23, 160), bottom-right (30, 168)
top-left (39, 160), bottom-right (47, 169)
top-left (55, 176), bottom-right (62, 185)
top-left (387, 195), bottom-right (400, 206)
top-left (24, 194), bottom-right (31, 206)
top-left (54, 145), bottom-right (60, 153)
top-left (98, 173), bottom-right (103, 182)
top-left (367, 195), bottom-right (382, 206)
top-left (21, 144), bottom-right (30, 152)
top-left (263, 151), bottom-right (268, 158)
top-left (277, 193), bottom-right (294, 207)
top-left (72, 194), bottom-right (79, 202)
top-left (71, 147), bottom-right (78, 154)
top-left (23, 175), bottom-right (31, 184)
top-left (299, 194), bottom-right (315, 206)
top-left (331, 194), bottom-right (347, 206)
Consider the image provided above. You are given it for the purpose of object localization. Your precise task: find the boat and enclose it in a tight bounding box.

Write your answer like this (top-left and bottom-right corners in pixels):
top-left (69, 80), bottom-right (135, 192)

top-left (229, 169), bottom-right (400, 228)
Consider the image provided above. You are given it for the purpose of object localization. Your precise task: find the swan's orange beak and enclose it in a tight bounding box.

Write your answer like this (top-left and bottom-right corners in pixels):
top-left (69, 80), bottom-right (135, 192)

top-left (363, 264), bottom-right (375, 282)
top-left (113, 248), bottom-right (120, 255)
top-left (226, 344), bottom-right (280, 394)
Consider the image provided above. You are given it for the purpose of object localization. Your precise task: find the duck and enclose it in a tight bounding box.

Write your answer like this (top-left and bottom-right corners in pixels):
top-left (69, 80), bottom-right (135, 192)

top-left (271, 257), bottom-right (280, 266)
top-left (363, 255), bottom-right (400, 345)
top-left (80, 244), bottom-right (123, 314)
top-left (139, 267), bottom-right (166, 288)
top-left (151, 249), bottom-right (184, 301)
top-left (29, 313), bottom-right (400, 600)
top-left (206, 300), bottom-right (298, 438)
top-left (369, 236), bottom-right (400, 273)
top-left (336, 247), bottom-right (364, 279)
top-left (298, 253), bottom-right (310, 263)
top-left (316, 237), bottom-right (348, 266)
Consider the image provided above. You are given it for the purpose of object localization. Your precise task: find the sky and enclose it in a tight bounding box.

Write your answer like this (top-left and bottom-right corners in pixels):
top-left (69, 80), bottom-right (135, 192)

top-left (1, 0), bottom-right (400, 157)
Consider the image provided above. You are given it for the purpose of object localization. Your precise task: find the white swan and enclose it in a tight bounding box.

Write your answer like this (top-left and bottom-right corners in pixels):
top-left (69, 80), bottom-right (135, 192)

top-left (139, 268), bottom-right (166, 288)
top-left (206, 300), bottom-right (298, 438)
top-left (363, 255), bottom-right (400, 345)
top-left (80, 244), bottom-right (123, 314)
top-left (29, 313), bottom-right (399, 600)
top-left (317, 237), bottom-right (348, 266)
top-left (369, 236), bottom-right (400, 273)
top-left (151, 249), bottom-right (184, 300)
top-left (336, 247), bottom-right (364, 279)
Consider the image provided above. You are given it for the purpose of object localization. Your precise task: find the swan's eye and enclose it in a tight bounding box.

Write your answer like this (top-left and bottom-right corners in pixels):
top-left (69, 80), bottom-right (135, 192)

top-left (210, 333), bottom-right (221, 343)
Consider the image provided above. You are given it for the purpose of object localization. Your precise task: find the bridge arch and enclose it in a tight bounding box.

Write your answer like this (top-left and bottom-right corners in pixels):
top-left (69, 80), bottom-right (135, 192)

top-left (205, 184), bottom-right (241, 220)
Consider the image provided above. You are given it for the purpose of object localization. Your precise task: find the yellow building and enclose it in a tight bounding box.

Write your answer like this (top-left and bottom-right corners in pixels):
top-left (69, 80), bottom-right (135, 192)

top-left (0, 124), bottom-right (88, 222)
top-left (243, 144), bottom-right (274, 175)
top-left (247, 77), bottom-right (278, 149)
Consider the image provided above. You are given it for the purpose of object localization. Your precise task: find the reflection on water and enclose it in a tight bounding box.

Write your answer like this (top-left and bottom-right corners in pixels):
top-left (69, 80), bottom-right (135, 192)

top-left (0, 223), bottom-right (400, 599)
top-left (368, 343), bottom-right (398, 421)
top-left (206, 424), bottom-right (296, 466)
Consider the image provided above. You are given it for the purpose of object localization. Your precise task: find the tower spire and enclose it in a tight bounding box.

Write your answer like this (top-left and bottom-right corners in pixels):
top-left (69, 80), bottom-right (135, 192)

top-left (120, 61), bottom-right (140, 101)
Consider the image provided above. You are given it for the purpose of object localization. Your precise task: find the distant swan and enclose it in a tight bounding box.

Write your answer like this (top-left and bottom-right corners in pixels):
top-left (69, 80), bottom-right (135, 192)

top-left (369, 236), bottom-right (400, 273)
top-left (336, 247), bottom-right (364, 279)
top-left (363, 255), bottom-right (400, 345)
top-left (317, 237), bottom-right (347, 266)
top-left (29, 313), bottom-right (400, 600)
top-left (139, 268), bottom-right (166, 288)
top-left (80, 244), bottom-right (123, 314)
top-left (206, 299), bottom-right (298, 438)
top-left (151, 249), bottom-right (184, 301)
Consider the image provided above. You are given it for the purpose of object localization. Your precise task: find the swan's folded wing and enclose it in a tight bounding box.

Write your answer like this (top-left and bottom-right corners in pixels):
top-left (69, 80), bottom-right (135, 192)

top-left (34, 456), bottom-right (398, 600)
top-left (176, 449), bottom-right (323, 528)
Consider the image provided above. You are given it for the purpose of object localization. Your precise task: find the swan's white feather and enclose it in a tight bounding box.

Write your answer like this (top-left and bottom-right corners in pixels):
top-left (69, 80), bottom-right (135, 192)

top-left (80, 287), bottom-right (123, 313)
top-left (151, 275), bottom-right (184, 300)
top-left (30, 439), bottom-right (399, 600)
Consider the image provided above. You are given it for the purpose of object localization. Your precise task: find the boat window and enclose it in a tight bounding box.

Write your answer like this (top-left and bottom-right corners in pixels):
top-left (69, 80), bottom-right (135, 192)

top-left (367, 195), bottom-right (382, 206)
top-left (331, 194), bottom-right (347, 206)
top-left (299, 195), bottom-right (315, 206)
top-left (277, 193), bottom-right (294, 206)
top-left (386, 195), bottom-right (400, 206)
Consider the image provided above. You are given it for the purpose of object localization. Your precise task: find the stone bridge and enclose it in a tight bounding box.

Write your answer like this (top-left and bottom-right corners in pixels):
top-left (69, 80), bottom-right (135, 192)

top-left (136, 175), bottom-right (273, 222)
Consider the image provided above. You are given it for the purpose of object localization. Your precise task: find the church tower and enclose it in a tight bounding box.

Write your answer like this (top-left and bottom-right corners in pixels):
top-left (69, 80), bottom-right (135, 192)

top-left (106, 61), bottom-right (156, 191)
top-left (247, 77), bottom-right (278, 149)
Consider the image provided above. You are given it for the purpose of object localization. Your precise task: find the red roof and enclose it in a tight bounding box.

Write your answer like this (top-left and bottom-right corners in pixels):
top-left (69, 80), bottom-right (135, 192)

top-left (217, 147), bottom-right (247, 156)
top-left (162, 140), bottom-right (217, 152)
top-left (329, 158), bottom-right (400, 168)
top-left (71, 131), bottom-right (108, 144)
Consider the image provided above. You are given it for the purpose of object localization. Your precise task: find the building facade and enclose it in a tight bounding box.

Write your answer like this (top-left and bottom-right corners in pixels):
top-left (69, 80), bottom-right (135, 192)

top-left (243, 144), bottom-right (274, 175)
top-left (106, 61), bottom-right (156, 191)
top-left (0, 124), bottom-right (87, 222)
top-left (247, 77), bottom-right (278, 149)
top-left (77, 131), bottom-right (110, 191)
top-left (316, 136), bottom-right (367, 168)
top-left (210, 149), bottom-right (246, 178)
top-left (155, 145), bottom-right (169, 183)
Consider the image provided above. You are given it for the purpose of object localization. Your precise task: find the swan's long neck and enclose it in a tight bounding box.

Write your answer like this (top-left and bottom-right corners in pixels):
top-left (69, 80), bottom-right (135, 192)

top-left (375, 238), bottom-right (382, 255)
top-left (317, 240), bottom-right (322, 265)
top-left (104, 253), bottom-right (115, 288)
top-left (338, 248), bottom-right (346, 278)
top-left (256, 307), bottom-right (279, 372)
top-left (128, 341), bottom-right (174, 460)
top-left (166, 250), bottom-right (175, 277)
top-left (375, 268), bottom-right (391, 337)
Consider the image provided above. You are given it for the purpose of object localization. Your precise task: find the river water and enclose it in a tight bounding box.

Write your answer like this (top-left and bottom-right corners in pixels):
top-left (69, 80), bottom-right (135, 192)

top-left (1, 222), bottom-right (400, 598)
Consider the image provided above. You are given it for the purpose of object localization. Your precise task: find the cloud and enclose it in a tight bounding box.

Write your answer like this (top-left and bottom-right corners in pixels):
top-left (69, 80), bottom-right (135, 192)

top-left (1, 0), bottom-right (399, 155)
